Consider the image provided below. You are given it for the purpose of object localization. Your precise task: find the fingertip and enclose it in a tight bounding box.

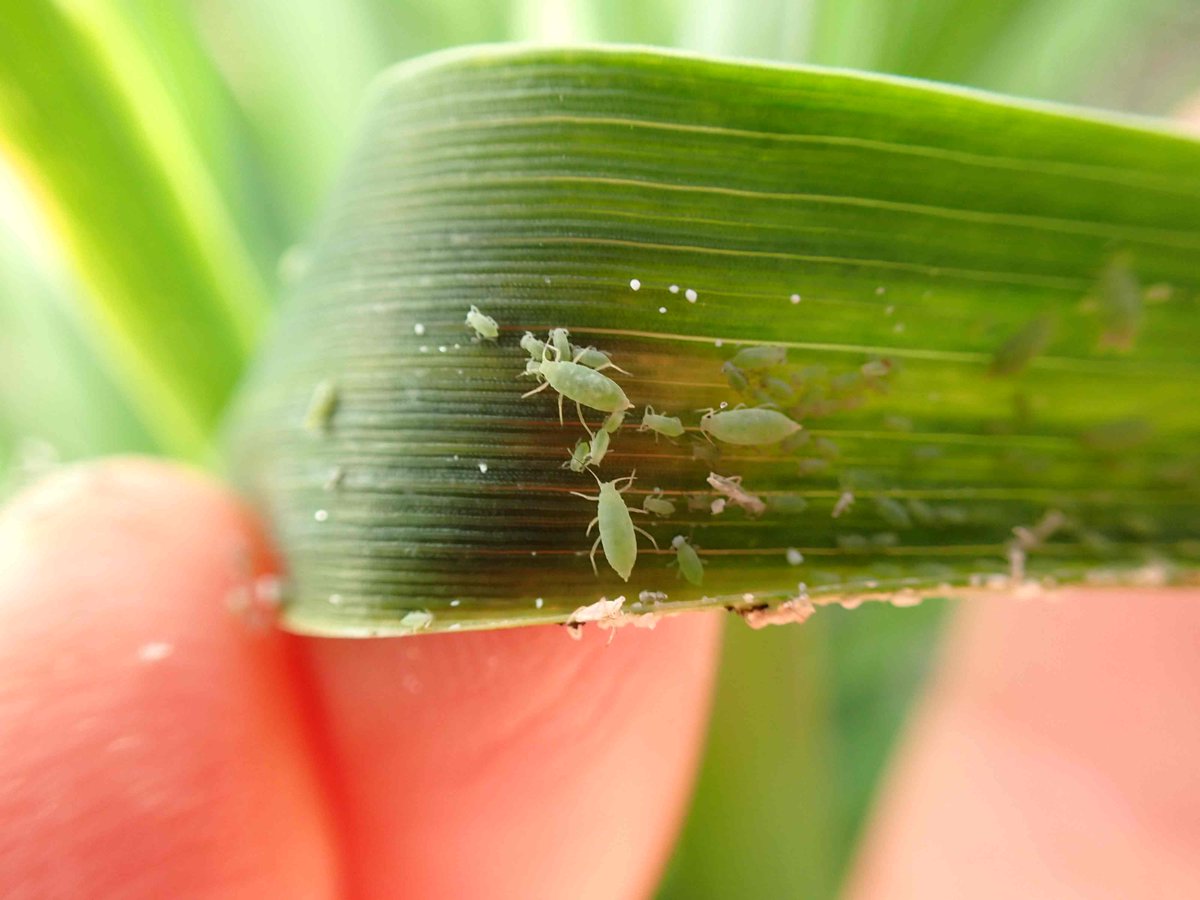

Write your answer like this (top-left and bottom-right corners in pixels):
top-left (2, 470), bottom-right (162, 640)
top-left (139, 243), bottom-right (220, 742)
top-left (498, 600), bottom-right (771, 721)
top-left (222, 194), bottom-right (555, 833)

top-left (0, 459), bottom-right (339, 899)
top-left (296, 610), bottom-right (723, 899)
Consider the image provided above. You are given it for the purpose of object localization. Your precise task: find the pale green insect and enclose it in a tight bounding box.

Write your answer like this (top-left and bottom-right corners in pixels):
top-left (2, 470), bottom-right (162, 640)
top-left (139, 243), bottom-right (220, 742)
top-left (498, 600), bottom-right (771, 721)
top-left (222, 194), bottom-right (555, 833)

top-left (571, 473), bottom-right (658, 581)
top-left (303, 379), bottom-right (338, 435)
top-left (699, 405), bottom-right (802, 445)
top-left (602, 409), bottom-right (627, 434)
top-left (562, 438), bottom-right (589, 473)
top-left (549, 327), bottom-right (572, 358)
top-left (729, 345), bottom-right (787, 370)
top-left (465, 305), bottom-right (499, 340)
top-left (638, 405), bottom-right (686, 439)
top-left (520, 331), bottom-right (547, 358)
top-left (670, 534), bottom-right (704, 586)
top-left (523, 343), bottom-right (633, 425)
top-left (584, 428), bottom-right (611, 466)
top-left (721, 361), bottom-right (752, 394)
top-left (572, 345), bottom-right (632, 375)
top-left (642, 489), bottom-right (676, 518)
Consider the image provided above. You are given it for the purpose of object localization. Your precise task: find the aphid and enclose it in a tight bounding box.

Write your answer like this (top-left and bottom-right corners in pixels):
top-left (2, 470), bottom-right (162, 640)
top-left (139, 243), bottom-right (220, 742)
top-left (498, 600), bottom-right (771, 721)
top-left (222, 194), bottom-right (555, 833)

top-left (729, 345), bottom-right (787, 370)
top-left (523, 342), bottom-right (634, 426)
top-left (639, 405), bottom-right (686, 440)
top-left (520, 358), bottom-right (542, 377)
top-left (571, 472), bottom-right (657, 581)
top-left (643, 489), bottom-right (676, 518)
top-left (721, 361), bottom-right (752, 394)
top-left (602, 409), bottom-right (627, 434)
top-left (831, 490), bottom-right (855, 518)
top-left (761, 376), bottom-right (795, 405)
top-left (520, 331), bottom-right (547, 358)
top-left (465, 305), bottom-right (499, 340)
top-left (584, 429), bottom-right (611, 466)
top-left (860, 359), bottom-right (892, 379)
top-left (873, 496), bottom-right (912, 529)
top-left (699, 405), bottom-right (801, 445)
top-left (572, 345), bottom-right (631, 375)
top-left (1096, 251), bottom-right (1141, 350)
top-left (706, 472), bottom-right (766, 517)
top-left (670, 535), bottom-right (704, 586)
top-left (303, 379), bottom-right (338, 435)
top-left (563, 438), bottom-right (590, 472)
top-left (548, 327), bottom-right (572, 358)
top-left (990, 316), bottom-right (1054, 376)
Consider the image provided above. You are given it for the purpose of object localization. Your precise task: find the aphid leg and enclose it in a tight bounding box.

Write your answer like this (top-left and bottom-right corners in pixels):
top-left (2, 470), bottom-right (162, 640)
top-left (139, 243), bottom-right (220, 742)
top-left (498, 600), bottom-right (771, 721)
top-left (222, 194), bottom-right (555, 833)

top-left (522, 381), bottom-right (550, 399)
top-left (599, 360), bottom-right (632, 376)
top-left (613, 473), bottom-right (637, 492)
top-left (585, 515), bottom-right (599, 535)
top-left (557, 391), bottom-right (565, 425)
top-left (576, 401), bottom-right (594, 436)
top-left (632, 525), bottom-right (660, 549)
top-left (589, 536), bottom-right (602, 575)
top-left (570, 491), bottom-right (601, 501)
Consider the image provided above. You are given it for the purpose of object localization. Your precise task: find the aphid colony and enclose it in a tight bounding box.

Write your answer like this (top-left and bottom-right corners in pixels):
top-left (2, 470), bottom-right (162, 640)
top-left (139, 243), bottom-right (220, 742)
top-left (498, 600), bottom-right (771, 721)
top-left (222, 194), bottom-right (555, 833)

top-left (511, 318), bottom-right (805, 584)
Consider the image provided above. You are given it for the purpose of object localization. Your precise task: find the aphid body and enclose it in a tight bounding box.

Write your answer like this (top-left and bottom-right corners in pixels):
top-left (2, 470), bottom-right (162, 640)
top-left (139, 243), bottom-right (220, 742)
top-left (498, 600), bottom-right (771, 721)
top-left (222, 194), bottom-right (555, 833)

top-left (700, 406), bottom-right (801, 445)
top-left (671, 535), bottom-right (704, 586)
top-left (706, 472), bottom-right (766, 517)
top-left (584, 429), bottom-right (611, 466)
top-left (520, 331), bottom-right (547, 358)
top-left (524, 344), bottom-right (633, 424)
top-left (465, 305), bottom-right (499, 340)
top-left (729, 345), bottom-right (787, 370)
top-left (304, 379), bottom-right (338, 435)
top-left (643, 490), bottom-right (676, 518)
top-left (549, 327), bottom-right (572, 358)
top-left (572, 473), bottom-right (657, 581)
top-left (639, 405), bottom-right (686, 439)
top-left (563, 438), bottom-right (589, 472)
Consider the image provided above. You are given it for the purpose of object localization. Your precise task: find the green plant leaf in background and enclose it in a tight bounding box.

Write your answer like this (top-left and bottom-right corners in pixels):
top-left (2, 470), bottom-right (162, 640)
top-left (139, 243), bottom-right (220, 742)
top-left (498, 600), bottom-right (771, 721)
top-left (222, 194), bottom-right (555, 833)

top-left (227, 45), bottom-right (1200, 638)
top-left (0, 2), bottom-right (270, 458)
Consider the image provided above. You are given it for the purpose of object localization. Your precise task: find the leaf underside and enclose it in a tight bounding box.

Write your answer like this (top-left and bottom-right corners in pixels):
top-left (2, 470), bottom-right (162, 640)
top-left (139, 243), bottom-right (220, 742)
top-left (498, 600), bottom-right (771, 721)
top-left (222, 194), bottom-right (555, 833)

top-left (226, 45), bottom-right (1200, 637)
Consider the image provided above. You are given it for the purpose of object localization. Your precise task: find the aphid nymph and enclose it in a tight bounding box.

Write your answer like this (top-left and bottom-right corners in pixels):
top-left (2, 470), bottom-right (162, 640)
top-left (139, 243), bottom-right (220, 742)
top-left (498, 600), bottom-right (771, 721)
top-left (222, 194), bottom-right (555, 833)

top-left (643, 489), bottom-right (676, 518)
top-left (563, 438), bottom-right (590, 472)
top-left (571, 472), bottom-right (658, 581)
top-left (585, 428), bottom-right (611, 466)
top-left (670, 534), bottom-right (704, 586)
top-left (520, 331), bottom-right (547, 358)
top-left (639, 405), bottom-right (686, 440)
top-left (465, 305), bottom-right (499, 340)
top-left (729, 345), bottom-right (787, 370)
top-left (699, 405), bottom-right (802, 445)
top-left (572, 345), bottom-right (631, 375)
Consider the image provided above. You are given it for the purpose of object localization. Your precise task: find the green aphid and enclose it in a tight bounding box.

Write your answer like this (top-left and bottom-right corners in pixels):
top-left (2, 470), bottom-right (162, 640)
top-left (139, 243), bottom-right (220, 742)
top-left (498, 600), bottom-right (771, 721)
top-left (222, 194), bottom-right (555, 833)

top-left (700, 405), bottom-right (801, 446)
top-left (639, 405), bottom-right (686, 440)
top-left (563, 438), bottom-right (590, 473)
top-left (465, 305), bottom-right (499, 340)
top-left (670, 534), bottom-right (704, 586)
top-left (643, 489), bottom-right (676, 518)
top-left (602, 409), bottom-right (627, 434)
top-left (571, 472), bottom-right (657, 581)
top-left (1096, 251), bottom-right (1141, 351)
top-left (873, 496), bottom-right (912, 529)
top-left (520, 331), bottom-right (547, 358)
top-left (549, 327), bottom-right (572, 358)
top-left (729, 345), bottom-right (787, 370)
top-left (523, 341), bottom-right (633, 425)
top-left (761, 376), bottom-right (795, 405)
top-left (990, 316), bottom-right (1054, 376)
top-left (721, 361), bottom-right (752, 394)
top-left (585, 429), bottom-right (611, 466)
top-left (303, 379), bottom-right (338, 435)
top-left (572, 345), bottom-right (631, 375)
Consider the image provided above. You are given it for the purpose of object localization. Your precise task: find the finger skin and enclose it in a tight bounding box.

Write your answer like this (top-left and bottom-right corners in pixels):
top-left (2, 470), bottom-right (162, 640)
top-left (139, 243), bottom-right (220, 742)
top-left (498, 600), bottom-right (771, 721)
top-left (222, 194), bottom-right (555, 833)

top-left (0, 460), bottom-right (339, 899)
top-left (849, 589), bottom-right (1200, 899)
top-left (296, 612), bottom-right (723, 900)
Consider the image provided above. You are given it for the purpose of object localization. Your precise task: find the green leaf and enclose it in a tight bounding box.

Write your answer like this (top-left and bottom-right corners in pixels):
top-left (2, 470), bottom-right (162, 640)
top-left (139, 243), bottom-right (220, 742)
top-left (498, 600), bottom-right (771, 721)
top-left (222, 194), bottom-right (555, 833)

top-left (226, 45), bottom-right (1200, 638)
top-left (0, 3), bottom-right (269, 457)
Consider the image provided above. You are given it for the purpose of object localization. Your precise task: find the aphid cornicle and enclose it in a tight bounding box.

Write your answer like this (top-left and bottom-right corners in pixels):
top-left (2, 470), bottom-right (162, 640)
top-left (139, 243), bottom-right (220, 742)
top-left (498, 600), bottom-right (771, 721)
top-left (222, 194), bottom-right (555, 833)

top-left (699, 405), bottom-right (802, 445)
top-left (465, 305), bottom-right (499, 340)
top-left (522, 341), bottom-right (633, 426)
top-left (571, 472), bottom-right (658, 581)
top-left (643, 489), bottom-right (676, 518)
top-left (639, 405), bottom-right (686, 440)
top-left (671, 535), bottom-right (704, 586)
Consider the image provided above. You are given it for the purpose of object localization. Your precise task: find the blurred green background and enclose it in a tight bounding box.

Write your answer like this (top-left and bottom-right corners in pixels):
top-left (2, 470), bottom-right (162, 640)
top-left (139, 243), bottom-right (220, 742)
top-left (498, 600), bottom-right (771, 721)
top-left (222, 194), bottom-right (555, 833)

top-left (1, 2), bottom-right (1196, 896)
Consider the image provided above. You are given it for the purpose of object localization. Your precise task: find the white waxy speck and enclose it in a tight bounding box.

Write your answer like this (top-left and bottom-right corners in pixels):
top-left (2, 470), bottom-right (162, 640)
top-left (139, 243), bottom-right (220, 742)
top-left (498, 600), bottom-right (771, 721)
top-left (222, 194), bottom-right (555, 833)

top-left (884, 305), bottom-right (895, 316)
top-left (893, 322), bottom-right (905, 333)
top-left (414, 323), bottom-right (426, 335)
top-left (742, 593), bottom-right (755, 603)
top-left (329, 593), bottom-right (343, 605)
top-left (711, 498), bottom-right (726, 515)
top-left (477, 462), bottom-right (489, 473)
top-left (314, 509), bottom-right (329, 522)
top-left (448, 623), bottom-right (462, 630)
top-left (419, 345), bottom-right (429, 353)
top-left (630, 278), bottom-right (641, 291)
top-left (450, 599), bottom-right (461, 607)
top-left (438, 345), bottom-right (447, 353)
top-left (658, 306), bottom-right (667, 314)
top-left (786, 547), bottom-right (804, 566)
top-left (714, 339), bottom-right (723, 347)
top-left (685, 288), bottom-right (698, 303)
top-left (790, 293), bottom-right (801, 304)
top-left (875, 286), bottom-right (886, 295)
top-left (138, 642), bottom-right (173, 663)
top-left (535, 597), bottom-right (544, 609)
top-left (669, 284), bottom-right (679, 293)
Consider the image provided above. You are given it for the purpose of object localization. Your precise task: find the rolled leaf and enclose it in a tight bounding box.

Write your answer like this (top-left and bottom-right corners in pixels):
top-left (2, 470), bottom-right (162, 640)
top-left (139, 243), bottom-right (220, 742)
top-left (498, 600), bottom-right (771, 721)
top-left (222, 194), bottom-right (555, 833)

top-left (226, 45), bottom-right (1200, 637)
